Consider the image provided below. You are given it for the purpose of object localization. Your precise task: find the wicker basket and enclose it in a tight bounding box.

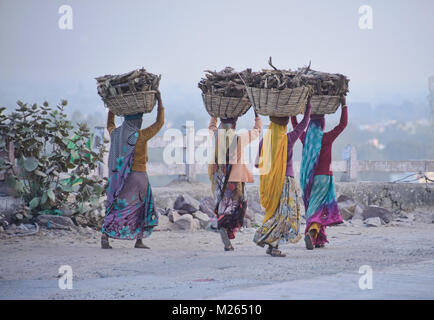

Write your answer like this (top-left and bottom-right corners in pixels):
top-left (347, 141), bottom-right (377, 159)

top-left (310, 95), bottom-right (341, 115)
top-left (246, 86), bottom-right (311, 117)
top-left (202, 93), bottom-right (251, 119)
top-left (103, 90), bottom-right (157, 116)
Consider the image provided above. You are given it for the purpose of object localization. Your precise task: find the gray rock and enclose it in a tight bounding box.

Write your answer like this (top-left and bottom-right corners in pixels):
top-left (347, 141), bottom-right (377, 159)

top-left (17, 224), bottom-right (28, 231)
top-left (36, 215), bottom-right (76, 230)
top-left (60, 206), bottom-right (74, 217)
top-left (364, 217), bottom-right (382, 227)
top-left (192, 211), bottom-right (210, 228)
top-left (199, 197), bottom-right (215, 218)
top-left (192, 218), bottom-right (201, 231)
top-left (173, 214), bottom-right (194, 231)
top-left (338, 198), bottom-right (357, 220)
top-left (352, 204), bottom-right (365, 220)
top-left (362, 205), bottom-right (392, 224)
top-left (157, 215), bottom-right (172, 231)
top-left (177, 209), bottom-right (192, 216)
top-left (168, 210), bottom-right (181, 223)
top-left (173, 194), bottom-right (200, 214)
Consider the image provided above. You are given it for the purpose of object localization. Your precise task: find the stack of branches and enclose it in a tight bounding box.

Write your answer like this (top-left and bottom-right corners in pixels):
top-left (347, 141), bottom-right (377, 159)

top-left (198, 67), bottom-right (254, 98)
top-left (245, 69), bottom-right (305, 90)
top-left (245, 57), bottom-right (349, 96)
top-left (299, 69), bottom-right (349, 96)
top-left (96, 68), bottom-right (161, 100)
top-left (244, 58), bottom-right (309, 90)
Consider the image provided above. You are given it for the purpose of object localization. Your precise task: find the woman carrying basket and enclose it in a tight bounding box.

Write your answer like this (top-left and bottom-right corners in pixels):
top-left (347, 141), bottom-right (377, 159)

top-left (101, 90), bottom-right (165, 249)
top-left (292, 96), bottom-right (348, 250)
top-left (208, 112), bottom-right (262, 251)
top-left (253, 97), bottom-right (312, 257)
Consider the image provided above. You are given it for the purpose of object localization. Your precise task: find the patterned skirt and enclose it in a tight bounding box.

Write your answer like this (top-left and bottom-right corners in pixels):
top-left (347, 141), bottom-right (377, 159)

top-left (102, 171), bottom-right (158, 240)
top-left (214, 178), bottom-right (247, 240)
top-left (304, 175), bottom-right (342, 246)
top-left (253, 176), bottom-right (302, 248)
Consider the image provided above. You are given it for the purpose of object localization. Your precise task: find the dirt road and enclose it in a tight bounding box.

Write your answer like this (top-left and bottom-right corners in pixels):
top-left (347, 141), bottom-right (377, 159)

top-left (1, 222), bottom-right (434, 299)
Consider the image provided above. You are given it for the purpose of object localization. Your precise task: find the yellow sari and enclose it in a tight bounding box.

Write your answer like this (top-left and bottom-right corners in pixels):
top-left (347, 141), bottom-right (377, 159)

top-left (258, 122), bottom-right (288, 223)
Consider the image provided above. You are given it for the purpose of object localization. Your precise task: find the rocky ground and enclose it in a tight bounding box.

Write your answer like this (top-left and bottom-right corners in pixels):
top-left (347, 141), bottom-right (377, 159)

top-left (0, 181), bottom-right (433, 299)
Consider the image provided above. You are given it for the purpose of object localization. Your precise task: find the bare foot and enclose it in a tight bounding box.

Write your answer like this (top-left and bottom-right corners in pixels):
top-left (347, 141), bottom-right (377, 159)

top-left (101, 235), bottom-right (112, 249)
top-left (304, 232), bottom-right (314, 250)
top-left (134, 240), bottom-right (150, 249)
top-left (270, 248), bottom-right (286, 257)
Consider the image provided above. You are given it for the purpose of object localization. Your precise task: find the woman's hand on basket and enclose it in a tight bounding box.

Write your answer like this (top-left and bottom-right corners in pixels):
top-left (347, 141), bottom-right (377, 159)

top-left (340, 95), bottom-right (347, 107)
top-left (155, 89), bottom-right (163, 108)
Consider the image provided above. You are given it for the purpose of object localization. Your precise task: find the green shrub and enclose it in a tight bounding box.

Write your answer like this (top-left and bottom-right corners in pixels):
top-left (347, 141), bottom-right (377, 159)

top-left (0, 100), bottom-right (107, 219)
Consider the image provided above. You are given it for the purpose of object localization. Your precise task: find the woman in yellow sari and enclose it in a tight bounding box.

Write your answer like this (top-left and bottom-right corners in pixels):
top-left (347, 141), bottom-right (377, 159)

top-left (253, 98), bottom-right (311, 257)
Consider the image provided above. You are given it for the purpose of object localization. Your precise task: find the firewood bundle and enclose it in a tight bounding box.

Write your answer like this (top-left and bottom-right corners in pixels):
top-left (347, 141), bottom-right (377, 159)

top-left (245, 68), bottom-right (305, 90)
top-left (298, 68), bottom-right (349, 114)
top-left (95, 68), bottom-right (161, 116)
top-left (245, 58), bottom-right (349, 115)
top-left (299, 70), bottom-right (349, 96)
top-left (245, 68), bottom-right (349, 96)
top-left (198, 67), bottom-right (255, 98)
top-left (243, 58), bottom-right (312, 117)
top-left (96, 68), bottom-right (161, 100)
top-left (198, 67), bottom-right (252, 119)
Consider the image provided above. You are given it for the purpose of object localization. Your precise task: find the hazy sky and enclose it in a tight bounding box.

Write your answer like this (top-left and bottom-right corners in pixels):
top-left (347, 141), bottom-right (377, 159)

top-left (1, 0), bottom-right (433, 115)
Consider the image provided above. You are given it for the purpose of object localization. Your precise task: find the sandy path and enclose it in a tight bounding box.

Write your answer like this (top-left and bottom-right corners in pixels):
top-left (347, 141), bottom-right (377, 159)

top-left (1, 222), bottom-right (434, 299)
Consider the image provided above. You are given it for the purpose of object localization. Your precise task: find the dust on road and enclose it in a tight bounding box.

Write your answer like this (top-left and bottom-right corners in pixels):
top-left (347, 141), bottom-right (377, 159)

top-left (1, 222), bottom-right (434, 299)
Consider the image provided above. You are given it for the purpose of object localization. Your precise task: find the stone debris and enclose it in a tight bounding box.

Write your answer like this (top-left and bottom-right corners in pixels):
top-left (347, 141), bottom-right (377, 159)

top-left (156, 215), bottom-right (171, 231)
top-left (192, 218), bottom-right (201, 231)
top-left (364, 217), bottom-right (383, 227)
top-left (168, 210), bottom-right (181, 223)
top-left (199, 197), bottom-right (216, 218)
top-left (192, 211), bottom-right (210, 228)
top-left (362, 205), bottom-right (393, 224)
top-left (173, 194), bottom-right (200, 214)
top-left (352, 204), bottom-right (365, 220)
top-left (2, 188), bottom-right (431, 239)
top-left (337, 194), bottom-right (395, 226)
top-left (36, 215), bottom-right (76, 230)
top-left (337, 195), bottom-right (357, 220)
top-left (172, 214), bottom-right (195, 231)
